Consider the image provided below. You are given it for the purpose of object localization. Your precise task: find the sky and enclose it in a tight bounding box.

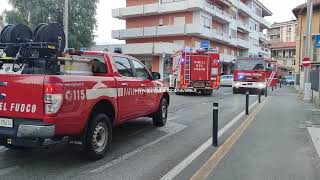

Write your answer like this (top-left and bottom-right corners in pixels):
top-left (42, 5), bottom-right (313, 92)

top-left (0, 0), bottom-right (307, 45)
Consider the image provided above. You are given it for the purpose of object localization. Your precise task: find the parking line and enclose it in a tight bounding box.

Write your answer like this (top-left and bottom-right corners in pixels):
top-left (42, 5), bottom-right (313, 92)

top-left (168, 116), bottom-right (179, 121)
top-left (159, 100), bottom-right (260, 180)
top-left (190, 97), bottom-right (268, 180)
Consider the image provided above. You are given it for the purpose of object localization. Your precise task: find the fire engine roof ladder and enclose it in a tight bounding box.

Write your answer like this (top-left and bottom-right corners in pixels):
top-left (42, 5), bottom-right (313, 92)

top-left (184, 51), bottom-right (191, 85)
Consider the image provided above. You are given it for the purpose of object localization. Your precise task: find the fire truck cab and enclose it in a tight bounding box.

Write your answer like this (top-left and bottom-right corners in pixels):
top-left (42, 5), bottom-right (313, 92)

top-left (169, 48), bottom-right (221, 95)
top-left (233, 57), bottom-right (267, 94)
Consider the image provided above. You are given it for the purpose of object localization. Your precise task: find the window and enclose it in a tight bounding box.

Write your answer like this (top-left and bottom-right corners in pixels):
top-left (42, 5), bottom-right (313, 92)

top-left (91, 58), bottom-right (107, 74)
top-left (202, 16), bottom-right (211, 29)
top-left (131, 59), bottom-right (151, 80)
top-left (232, 10), bottom-right (237, 20)
top-left (159, 18), bottom-right (164, 26)
top-left (113, 56), bottom-right (134, 77)
top-left (174, 16), bottom-right (185, 25)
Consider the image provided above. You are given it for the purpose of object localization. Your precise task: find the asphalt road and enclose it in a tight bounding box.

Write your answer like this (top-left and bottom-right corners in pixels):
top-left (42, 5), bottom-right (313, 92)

top-left (0, 87), bottom-right (260, 180)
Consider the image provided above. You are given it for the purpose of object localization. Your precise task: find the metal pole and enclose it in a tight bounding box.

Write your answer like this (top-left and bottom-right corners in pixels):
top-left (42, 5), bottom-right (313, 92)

top-left (304, 0), bottom-right (313, 100)
top-left (246, 91), bottom-right (249, 115)
top-left (212, 102), bottom-right (218, 147)
top-left (265, 86), bottom-right (268, 97)
top-left (280, 79), bottom-right (282, 88)
top-left (64, 0), bottom-right (69, 50)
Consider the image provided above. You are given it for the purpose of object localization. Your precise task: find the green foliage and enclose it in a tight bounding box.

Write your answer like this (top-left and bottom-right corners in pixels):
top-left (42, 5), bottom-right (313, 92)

top-left (5, 0), bottom-right (98, 48)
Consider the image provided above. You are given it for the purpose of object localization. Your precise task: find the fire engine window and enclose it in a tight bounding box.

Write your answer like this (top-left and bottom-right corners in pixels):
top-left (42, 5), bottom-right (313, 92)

top-left (91, 59), bottom-right (107, 74)
top-left (131, 59), bottom-right (150, 80)
top-left (237, 60), bottom-right (265, 71)
top-left (113, 56), bottom-right (134, 77)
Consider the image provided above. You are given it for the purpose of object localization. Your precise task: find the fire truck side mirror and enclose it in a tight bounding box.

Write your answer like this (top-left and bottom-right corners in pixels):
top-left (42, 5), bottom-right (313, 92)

top-left (152, 72), bottom-right (161, 80)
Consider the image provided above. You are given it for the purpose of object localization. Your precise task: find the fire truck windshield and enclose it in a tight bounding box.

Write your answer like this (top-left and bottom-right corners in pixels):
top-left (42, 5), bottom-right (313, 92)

top-left (237, 60), bottom-right (265, 71)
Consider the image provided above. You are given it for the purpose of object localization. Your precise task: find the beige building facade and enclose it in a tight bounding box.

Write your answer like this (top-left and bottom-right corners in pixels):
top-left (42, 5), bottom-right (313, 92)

top-left (108, 0), bottom-right (272, 79)
top-left (293, 0), bottom-right (320, 73)
top-left (268, 20), bottom-right (297, 75)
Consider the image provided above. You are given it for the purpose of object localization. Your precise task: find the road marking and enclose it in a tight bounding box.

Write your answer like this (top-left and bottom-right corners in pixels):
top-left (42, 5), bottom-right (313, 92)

top-left (168, 116), bottom-right (179, 121)
top-left (0, 166), bottom-right (19, 176)
top-left (190, 97), bottom-right (269, 180)
top-left (159, 100), bottom-right (260, 180)
top-left (90, 122), bottom-right (187, 173)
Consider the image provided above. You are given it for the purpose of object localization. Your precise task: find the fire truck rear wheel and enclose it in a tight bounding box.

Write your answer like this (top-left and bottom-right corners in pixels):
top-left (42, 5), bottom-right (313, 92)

top-left (153, 98), bottom-right (168, 127)
top-left (85, 113), bottom-right (112, 160)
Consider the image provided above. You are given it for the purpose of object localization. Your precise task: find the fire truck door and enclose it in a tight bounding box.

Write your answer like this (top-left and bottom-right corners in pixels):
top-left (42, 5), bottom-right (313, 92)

top-left (113, 57), bottom-right (142, 121)
top-left (131, 59), bottom-right (156, 114)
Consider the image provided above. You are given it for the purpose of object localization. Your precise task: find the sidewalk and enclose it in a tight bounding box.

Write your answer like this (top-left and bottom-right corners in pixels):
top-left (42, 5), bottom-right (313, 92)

top-left (208, 86), bottom-right (320, 180)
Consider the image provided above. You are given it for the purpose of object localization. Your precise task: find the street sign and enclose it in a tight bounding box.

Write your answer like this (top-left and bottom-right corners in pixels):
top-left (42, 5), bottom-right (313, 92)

top-left (200, 40), bottom-right (210, 49)
top-left (303, 57), bottom-right (311, 67)
top-left (315, 35), bottom-right (320, 48)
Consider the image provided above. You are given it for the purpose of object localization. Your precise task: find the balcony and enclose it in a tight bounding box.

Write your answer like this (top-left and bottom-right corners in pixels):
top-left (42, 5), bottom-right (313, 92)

top-left (220, 53), bottom-right (236, 63)
top-left (259, 32), bottom-right (270, 41)
top-left (237, 38), bottom-right (250, 49)
top-left (203, 2), bottom-right (232, 24)
top-left (157, 25), bottom-right (186, 36)
top-left (112, 0), bottom-right (232, 24)
top-left (236, 1), bottom-right (271, 29)
top-left (105, 42), bottom-right (181, 55)
top-left (237, 21), bottom-right (250, 33)
top-left (112, 24), bottom-right (232, 44)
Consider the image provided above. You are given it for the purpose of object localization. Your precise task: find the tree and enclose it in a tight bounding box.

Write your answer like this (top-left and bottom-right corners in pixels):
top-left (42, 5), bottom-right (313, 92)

top-left (5, 0), bottom-right (99, 48)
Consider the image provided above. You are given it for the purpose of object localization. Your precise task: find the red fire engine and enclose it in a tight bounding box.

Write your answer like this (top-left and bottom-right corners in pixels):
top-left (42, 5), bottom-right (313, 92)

top-left (169, 48), bottom-right (221, 95)
top-left (233, 57), bottom-right (279, 94)
top-left (0, 23), bottom-right (170, 160)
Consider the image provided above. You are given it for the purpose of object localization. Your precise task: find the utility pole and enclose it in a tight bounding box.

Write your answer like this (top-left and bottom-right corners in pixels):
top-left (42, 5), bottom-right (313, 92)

top-left (304, 0), bottom-right (313, 101)
top-left (63, 0), bottom-right (69, 50)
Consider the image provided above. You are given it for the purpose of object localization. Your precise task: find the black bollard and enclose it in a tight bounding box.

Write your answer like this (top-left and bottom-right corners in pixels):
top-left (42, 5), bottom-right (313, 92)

top-left (212, 102), bottom-right (218, 147)
top-left (246, 91), bottom-right (249, 115)
top-left (258, 89), bottom-right (261, 103)
top-left (265, 86), bottom-right (268, 97)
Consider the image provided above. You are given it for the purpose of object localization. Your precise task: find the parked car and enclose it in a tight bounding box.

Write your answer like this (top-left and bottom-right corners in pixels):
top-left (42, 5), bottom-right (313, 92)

top-left (220, 75), bottom-right (233, 87)
top-left (283, 76), bottom-right (295, 85)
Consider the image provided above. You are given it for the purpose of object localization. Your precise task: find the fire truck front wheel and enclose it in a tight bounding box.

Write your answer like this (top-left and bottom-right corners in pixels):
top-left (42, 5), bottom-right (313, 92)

top-left (153, 98), bottom-right (168, 127)
top-left (84, 113), bottom-right (112, 160)
top-left (233, 87), bottom-right (239, 94)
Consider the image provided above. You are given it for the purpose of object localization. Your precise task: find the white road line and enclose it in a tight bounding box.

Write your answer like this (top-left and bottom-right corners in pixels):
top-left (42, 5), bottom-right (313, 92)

top-left (159, 100), bottom-right (259, 180)
top-left (168, 116), bottom-right (179, 121)
top-left (90, 122), bottom-right (187, 174)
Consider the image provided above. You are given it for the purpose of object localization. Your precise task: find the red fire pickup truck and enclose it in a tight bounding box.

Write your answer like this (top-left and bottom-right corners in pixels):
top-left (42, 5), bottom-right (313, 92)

top-left (0, 49), bottom-right (169, 160)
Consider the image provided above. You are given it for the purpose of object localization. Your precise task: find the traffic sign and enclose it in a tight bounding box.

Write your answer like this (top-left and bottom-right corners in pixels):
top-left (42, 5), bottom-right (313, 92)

top-left (200, 40), bottom-right (210, 49)
top-left (315, 35), bottom-right (320, 48)
top-left (303, 57), bottom-right (311, 67)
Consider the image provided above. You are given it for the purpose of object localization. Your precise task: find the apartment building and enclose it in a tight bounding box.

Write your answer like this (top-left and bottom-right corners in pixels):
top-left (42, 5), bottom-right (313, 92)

top-left (293, 0), bottom-right (320, 73)
top-left (110, 0), bottom-right (272, 79)
top-left (268, 20), bottom-right (297, 75)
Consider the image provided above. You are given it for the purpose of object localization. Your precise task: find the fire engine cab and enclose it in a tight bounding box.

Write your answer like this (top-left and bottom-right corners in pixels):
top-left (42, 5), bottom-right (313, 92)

top-left (233, 57), bottom-right (279, 94)
top-left (169, 48), bottom-right (221, 95)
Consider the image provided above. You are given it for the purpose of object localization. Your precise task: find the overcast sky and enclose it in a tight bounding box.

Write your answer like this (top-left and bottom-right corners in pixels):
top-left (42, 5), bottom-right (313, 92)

top-left (0, 0), bottom-right (306, 45)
